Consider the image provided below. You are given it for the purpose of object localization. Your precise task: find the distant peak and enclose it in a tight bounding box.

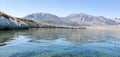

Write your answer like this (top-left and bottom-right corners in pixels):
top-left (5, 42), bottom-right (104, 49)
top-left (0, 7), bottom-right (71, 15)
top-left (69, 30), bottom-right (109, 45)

top-left (29, 12), bottom-right (55, 15)
top-left (67, 12), bottom-right (91, 17)
top-left (26, 12), bottom-right (59, 17)
top-left (69, 12), bottom-right (89, 15)
top-left (80, 12), bottom-right (88, 15)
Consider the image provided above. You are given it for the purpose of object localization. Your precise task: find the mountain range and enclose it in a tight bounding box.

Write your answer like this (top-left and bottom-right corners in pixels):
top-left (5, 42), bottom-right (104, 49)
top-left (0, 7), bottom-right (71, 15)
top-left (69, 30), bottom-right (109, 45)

top-left (0, 10), bottom-right (120, 30)
top-left (0, 11), bottom-right (85, 30)
top-left (24, 13), bottom-right (119, 26)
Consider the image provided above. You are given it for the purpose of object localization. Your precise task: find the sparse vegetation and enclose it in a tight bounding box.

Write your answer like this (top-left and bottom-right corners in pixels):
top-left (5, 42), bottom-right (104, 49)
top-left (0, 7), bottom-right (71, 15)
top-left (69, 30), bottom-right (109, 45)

top-left (0, 11), bottom-right (14, 19)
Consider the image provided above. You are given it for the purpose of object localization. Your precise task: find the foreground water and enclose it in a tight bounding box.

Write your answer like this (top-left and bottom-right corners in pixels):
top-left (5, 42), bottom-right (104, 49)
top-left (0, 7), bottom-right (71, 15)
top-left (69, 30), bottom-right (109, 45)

top-left (0, 28), bottom-right (120, 57)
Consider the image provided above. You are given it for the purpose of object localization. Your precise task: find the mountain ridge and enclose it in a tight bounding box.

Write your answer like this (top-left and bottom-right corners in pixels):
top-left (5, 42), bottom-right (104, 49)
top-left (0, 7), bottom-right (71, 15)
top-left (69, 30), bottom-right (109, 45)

top-left (24, 12), bottom-right (118, 26)
top-left (0, 11), bottom-right (85, 30)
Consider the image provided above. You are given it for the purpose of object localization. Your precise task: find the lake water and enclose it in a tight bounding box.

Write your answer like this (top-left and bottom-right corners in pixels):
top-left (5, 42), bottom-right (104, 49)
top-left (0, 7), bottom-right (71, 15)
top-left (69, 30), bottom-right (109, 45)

top-left (0, 28), bottom-right (120, 57)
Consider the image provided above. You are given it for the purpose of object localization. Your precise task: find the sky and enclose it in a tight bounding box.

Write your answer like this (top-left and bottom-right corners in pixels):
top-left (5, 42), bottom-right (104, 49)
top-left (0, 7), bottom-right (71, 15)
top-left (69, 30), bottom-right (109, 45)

top-left (0, 0), bottom-right (120, 18)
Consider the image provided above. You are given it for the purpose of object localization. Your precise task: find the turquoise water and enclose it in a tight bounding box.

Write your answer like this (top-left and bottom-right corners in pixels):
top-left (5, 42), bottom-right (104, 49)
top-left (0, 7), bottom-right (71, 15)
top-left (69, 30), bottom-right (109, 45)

top-left (0, 28), bottom-right (120, 57)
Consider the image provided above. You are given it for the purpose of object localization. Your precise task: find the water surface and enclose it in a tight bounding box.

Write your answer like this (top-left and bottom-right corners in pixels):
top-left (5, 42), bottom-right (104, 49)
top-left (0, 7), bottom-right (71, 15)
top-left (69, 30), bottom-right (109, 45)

top-left (0, 28), bottom-right (120, 57)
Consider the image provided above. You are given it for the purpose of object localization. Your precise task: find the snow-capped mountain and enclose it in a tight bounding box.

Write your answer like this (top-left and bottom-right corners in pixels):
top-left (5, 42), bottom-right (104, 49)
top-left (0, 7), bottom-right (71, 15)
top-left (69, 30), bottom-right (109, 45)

top-left (24, 13), bottom-right (63, 24)
top-left (24, 13), bottom-right (118, 26)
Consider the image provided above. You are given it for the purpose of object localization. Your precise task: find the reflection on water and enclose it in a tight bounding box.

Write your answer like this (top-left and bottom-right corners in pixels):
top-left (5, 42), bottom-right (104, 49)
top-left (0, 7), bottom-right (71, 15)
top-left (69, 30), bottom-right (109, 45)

top-left (0, 28), bottom-right (120, 57)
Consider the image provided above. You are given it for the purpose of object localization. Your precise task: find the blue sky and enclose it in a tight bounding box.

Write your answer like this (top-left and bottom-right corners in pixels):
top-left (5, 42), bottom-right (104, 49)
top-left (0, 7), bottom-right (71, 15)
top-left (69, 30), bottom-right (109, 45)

top-left (0, 0), bottom-right (120, 18)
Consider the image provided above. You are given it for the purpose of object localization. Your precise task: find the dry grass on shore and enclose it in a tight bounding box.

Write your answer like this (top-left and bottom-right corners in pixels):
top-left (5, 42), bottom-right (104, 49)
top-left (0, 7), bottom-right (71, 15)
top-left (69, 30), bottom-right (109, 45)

top-left (86, 25), bottom-right (120, 30)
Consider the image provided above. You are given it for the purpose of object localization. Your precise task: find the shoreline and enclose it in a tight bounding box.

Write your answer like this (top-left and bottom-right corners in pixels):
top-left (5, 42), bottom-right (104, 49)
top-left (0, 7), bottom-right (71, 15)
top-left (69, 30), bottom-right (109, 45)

top-left (86, 25), bottom-right (120, 30)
